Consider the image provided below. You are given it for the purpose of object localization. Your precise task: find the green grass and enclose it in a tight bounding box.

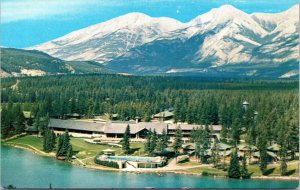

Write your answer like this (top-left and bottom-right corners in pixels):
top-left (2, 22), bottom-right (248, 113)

top-left (5, 135), bottom-right (43, 150)
top-left (179, 166), bottom-right (227, 176)
top-left (4, 136), bottom-right (146, 160)
top-left (70, 138), bottom-right (123, 159)
top-left (248, 161), bottom-right (299, 177)
top-left (177, 160), bottom-right (200, 166)
top-left (177, 161), bottom-right (299, 177)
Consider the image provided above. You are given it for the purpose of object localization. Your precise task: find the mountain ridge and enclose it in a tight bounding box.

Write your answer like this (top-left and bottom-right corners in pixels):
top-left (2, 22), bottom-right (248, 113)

top-left (27, 4), bottom-right (299, 78)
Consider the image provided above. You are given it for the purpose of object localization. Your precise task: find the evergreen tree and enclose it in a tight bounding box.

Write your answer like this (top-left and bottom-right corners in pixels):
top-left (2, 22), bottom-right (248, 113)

top-left (156, 137), bottom-right (164, 152)
top-left (191, 126), bottom-right (210, 163)
top-left (211, 143), bottom-right (220, 167)
top-left (161, 128), bottom-right (169, 150)
top-left (13, 104), bottom-right (25, 134)
top-left (259, 149), bottom-right (268, 174)
top-left (150, 129), bottom-right (158, 153)
top-left (56, 131), bottom-right (72, 158)
top-left (144, 130), bottom-right (152, 154)
top-left (44, 129), bottom-right (57, 152)
top-left (280, 157), bottom-right (287, 176)
top-left (56, 135), bottom-right (64, 157)
top-left (257, 127), bottom-right (268, 174)
top-left (121, 125), bottom-right (131, 154)
top-left (228, 151), bottom-right (241, 178)
top-left (43, 129), bottom-right (51, 152)
top-left (66, 145), bottom-right (73, 161)
top-left (173, 127), bottom-right (183, 155)
top-left (241, 155), bottom-right (250, 179)
top-left (1, 105), bottom-right (14, 139)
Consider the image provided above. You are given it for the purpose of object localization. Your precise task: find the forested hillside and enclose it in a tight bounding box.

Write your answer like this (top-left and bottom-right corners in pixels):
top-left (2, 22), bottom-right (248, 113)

top-left (0, 48), bottom-right (110, 77)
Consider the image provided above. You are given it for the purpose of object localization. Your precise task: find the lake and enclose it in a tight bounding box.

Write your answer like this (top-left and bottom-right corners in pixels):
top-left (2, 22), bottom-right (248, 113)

top-left (1, 145), bottom-right (298, 188)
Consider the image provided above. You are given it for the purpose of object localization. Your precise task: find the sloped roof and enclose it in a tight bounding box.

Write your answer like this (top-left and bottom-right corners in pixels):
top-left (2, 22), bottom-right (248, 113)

top-left (48, 119), bottom-right (105, 132)
top-left (153, 111), bottom-right (174, 118)
top-left (215, 143), bottom-right (232, 150)
top-left (104, 122), bottom-right (167, 134)
top-left (104, 122), bottom-right (133, 134)
top-left (137, 122), bottom-right (167, 134)
top-left (253, 151), bottom-right (278, 158)
top-left (168, 124), bottom-right (222, 131)
top-left (23, 111), bottom-right (33, 119)
top-left (219, 150), bottom-right (232, 157)
top-left (238, 144), bottom-right (258, 151)
top-left (267, 144), bottom-right (281, 152)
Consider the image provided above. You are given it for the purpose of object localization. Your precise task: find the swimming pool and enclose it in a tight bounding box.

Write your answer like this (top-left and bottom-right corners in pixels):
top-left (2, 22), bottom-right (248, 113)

top-left (101, 156), bottom-right (160, 163)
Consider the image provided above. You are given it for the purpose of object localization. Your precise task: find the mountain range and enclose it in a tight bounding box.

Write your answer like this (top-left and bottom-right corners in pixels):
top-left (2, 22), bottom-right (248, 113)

top-left (3, 5), bottom-right (299, 78)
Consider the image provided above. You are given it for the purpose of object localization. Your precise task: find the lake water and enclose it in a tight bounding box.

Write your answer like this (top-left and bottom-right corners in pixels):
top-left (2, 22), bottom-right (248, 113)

top-left (1, 145), bottom-right (299, 188)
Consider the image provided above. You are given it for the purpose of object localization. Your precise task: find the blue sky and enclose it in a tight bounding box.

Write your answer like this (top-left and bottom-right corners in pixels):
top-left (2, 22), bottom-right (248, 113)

top-left (2, 0), bottom-right (298, 48)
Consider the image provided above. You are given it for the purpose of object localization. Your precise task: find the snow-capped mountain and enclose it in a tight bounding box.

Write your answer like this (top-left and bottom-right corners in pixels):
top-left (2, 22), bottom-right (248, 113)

top-left (30, 13), bottom-right (183, 63)
top-left (30, 4), bottom-right (299, 78)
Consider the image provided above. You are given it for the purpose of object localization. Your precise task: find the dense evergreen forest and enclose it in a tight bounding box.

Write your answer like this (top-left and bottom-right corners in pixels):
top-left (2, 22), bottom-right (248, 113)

top-left (1, 74), bottom-right (299, 160)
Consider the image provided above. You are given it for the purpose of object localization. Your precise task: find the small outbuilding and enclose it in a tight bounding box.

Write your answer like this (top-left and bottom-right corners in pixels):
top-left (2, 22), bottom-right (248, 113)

top-left (102, 149), bottom-right (116, 156)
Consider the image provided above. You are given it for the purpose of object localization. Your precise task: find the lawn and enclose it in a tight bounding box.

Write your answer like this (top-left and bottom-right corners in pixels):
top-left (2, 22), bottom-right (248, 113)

top-left (248, 161), bottom-right (299, 177)
top-left (178, 166), bottom-right (227, 176)
top-left (5, 135), bottom-right (43, 150)
top-left (4, 135), bottom-right (146, 159)
top-left (176, 161), bottom-right (299, 177)
top-left (70, 138), bottom-right (123, 159)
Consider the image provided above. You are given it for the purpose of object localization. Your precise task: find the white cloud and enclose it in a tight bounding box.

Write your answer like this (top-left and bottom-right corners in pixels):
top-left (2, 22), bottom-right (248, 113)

top-left (1, 0), bottom-right (123, 23)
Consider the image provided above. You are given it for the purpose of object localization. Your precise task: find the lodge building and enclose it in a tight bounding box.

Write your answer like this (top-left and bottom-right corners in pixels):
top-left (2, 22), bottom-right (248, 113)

top-left (48, 119), bottom-right (222, 140)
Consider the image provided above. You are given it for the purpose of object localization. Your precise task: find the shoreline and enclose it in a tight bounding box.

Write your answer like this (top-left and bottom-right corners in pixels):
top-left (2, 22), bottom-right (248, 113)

top-left (3, 144), bottom-right (299, 181)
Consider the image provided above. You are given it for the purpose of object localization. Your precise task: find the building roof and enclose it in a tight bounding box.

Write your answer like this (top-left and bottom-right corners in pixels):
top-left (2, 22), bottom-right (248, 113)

top-left (137, 122), bottom-right (167, 134)
top-left (65, 113), bottom-right (80, 117)
top-left (102, 149), bottom-right (116, 152)
top-left (215, 143), bottom-right (232, 150)
top-left (243, 101), bottom-right (249, 105)
top-left (23, 111), bottom-right (33, 119)
top-left (168, 124), bottom-right (222, 131)
top-left (25, 127), bottom-right (38, 132)
top-left (267, 144), bottom-right (281, 152)
top-left (253, 151), bottom-right (278, 158)
top-left (48, 119), bottom-right (105, 132)
top-left (219, 150), bottom-right (232, 157)
top-left (237, 144), bottom-right (258, 151)
top-left (153, 111), bottom-right (174, 118)
top-left (104, 122), bottom-right (167, 135)
top-left (104, 122), bottom-right (132, 134)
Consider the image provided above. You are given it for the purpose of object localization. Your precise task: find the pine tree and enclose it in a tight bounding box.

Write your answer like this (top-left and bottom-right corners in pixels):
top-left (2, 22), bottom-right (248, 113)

top-left (241, 155), bottom-right (250, 179)
top-left (150, 129), bottom-right (158, 153)
top-left (280, 157), bottom-right (287, 176)
top-left (156, 137), bottom-right (164, 152)
top-left (144, 130), bottom-right (152, 154)
top-left (66, 145), bottom-right (73, 161)
top-left (13, 104), bottom-right (25, 134)
top-left (161, 128), bottom-right (169, 150)
top-left (50, 129), bottom-right (56, 150)
top-left (228, 151), bottom-right (241, 178)
top-left (56, 131), bottom-right (72, 158)
top-left (121, 125), bottom-right (131, 154)
top-left (173, 126), bottom-right (183, 155)
top-left (211, 143), bottom-right (220, 167)
top-left (43, 129), bottom-right (55, 152)
top-left (56, 135), bottom-right (64, 157)
top-left (257, 127), bottom-right (268, 174)
top-left (259, 149), bottom-right (268, 174)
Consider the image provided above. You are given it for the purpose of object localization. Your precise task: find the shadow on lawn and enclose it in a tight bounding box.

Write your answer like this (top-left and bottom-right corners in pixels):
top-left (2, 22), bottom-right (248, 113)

top-left (262, 167), bottom-right (275, 176)
top-left (128, 147), bottom-right (140, 154)
top-left (285, 169), bottom-right (296, 176)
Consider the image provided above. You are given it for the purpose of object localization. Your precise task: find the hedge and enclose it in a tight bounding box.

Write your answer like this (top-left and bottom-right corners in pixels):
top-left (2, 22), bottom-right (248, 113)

top-left (94, 158), bottom-right (119, 169)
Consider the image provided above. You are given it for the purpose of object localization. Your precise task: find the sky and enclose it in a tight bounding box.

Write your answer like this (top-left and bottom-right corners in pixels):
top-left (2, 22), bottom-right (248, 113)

top-left (2, 0), bottom-right (299, 48)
